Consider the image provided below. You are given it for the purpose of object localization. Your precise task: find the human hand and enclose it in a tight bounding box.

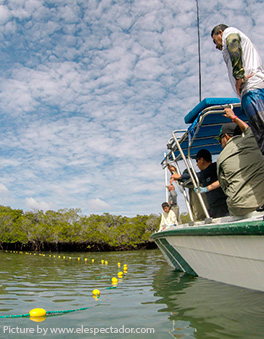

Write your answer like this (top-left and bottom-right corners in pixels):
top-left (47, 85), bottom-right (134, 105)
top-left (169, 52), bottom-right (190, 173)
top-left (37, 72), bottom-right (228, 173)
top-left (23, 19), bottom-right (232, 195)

top-left (194, 186), bottom-right (208, 194)
top-left (170, 173), bottom-right (181, 182)
top-left (236, 74), bottom-right (254, 96)
top-left (223, 107), bottom-right (236, 120)
top-left (236, 78), bottom-right (243, 97)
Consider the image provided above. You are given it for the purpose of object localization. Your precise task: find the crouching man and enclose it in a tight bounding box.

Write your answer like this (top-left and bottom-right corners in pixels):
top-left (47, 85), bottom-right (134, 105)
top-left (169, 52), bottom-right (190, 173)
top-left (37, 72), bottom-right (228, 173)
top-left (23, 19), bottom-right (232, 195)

top-left (217, 108), bottom-right (264, 216)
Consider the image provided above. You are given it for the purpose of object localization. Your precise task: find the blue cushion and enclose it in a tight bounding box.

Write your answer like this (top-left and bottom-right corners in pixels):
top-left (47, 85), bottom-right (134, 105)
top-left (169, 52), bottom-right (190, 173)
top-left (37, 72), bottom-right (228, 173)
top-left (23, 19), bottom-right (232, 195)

top-left (184, 97), bottom-right (240, 124)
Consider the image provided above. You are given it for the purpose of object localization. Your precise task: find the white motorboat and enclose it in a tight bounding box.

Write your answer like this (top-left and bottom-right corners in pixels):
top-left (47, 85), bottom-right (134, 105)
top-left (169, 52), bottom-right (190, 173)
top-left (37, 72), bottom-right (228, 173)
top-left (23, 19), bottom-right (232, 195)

top-left (151, 98), bottom-right (264, 292)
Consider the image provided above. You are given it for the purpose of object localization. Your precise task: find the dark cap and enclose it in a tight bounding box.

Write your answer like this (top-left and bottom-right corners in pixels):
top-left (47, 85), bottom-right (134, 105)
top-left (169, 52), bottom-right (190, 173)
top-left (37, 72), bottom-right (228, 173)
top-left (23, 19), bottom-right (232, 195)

top-left (218, 122), bottom-right (242, 140)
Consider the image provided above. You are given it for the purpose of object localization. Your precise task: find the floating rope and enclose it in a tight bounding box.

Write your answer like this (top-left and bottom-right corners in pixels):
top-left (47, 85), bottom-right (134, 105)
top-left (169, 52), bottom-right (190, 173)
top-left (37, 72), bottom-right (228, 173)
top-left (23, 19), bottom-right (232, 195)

top-left (46, 307), bottom-right (89, 315)
top-left (0, 314), bottom-right (30, 319)
top-left (1, 250), bottom-right (127, 321)
top-left (0, 305), bottom-right (98, 319)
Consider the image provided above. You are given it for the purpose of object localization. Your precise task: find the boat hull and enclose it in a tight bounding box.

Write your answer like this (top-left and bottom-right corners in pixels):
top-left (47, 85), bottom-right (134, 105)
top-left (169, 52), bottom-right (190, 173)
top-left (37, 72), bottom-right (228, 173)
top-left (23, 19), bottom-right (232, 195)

top-left (151, 219), bottom-right (264, 292)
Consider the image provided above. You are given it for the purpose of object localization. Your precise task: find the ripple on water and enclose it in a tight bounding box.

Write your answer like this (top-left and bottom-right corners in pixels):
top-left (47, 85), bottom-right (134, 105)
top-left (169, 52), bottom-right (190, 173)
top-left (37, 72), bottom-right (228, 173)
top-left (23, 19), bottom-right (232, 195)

top-left (1, 250), bottom-right (264, 339)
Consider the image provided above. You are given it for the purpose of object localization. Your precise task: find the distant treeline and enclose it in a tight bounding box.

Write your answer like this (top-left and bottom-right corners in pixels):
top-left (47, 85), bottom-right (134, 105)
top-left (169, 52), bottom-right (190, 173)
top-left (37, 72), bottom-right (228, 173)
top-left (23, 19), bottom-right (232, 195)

top-left (0, 205), bottom-right (191, 252)
top-left (0, 205), bottom-right (163, 251)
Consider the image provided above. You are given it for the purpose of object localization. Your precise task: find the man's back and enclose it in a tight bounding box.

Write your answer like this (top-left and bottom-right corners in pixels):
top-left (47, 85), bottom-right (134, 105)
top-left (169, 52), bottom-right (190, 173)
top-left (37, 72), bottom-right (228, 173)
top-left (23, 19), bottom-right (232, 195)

top-left (217, 127), bottom-right (264, 216)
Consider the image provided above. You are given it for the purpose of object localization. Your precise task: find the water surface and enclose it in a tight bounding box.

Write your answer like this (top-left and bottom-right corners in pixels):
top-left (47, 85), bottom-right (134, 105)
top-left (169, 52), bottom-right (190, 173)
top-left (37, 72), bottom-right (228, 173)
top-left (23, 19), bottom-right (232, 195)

top-left (0, 250), bottom-right (264, 338)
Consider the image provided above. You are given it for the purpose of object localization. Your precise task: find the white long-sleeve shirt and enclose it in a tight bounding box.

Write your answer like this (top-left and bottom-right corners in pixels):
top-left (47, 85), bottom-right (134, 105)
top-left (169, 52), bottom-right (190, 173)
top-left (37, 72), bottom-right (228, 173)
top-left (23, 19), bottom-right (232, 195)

top-left (222, 27), bottom-right (264, 96)
top-left (159, 209), bottom-right (177, 231)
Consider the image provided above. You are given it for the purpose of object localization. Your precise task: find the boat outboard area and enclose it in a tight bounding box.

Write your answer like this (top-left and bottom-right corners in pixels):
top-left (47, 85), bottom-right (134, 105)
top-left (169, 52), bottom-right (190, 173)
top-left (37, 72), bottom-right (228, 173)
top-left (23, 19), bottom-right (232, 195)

top-left (159, 97), bottom-right (264, 230)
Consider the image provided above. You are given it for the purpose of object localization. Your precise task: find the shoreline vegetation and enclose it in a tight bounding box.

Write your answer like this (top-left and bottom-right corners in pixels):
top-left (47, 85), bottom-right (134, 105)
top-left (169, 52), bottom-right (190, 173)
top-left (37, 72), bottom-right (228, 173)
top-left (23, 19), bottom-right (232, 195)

top-left (0, 205), bottom-right (190, 252)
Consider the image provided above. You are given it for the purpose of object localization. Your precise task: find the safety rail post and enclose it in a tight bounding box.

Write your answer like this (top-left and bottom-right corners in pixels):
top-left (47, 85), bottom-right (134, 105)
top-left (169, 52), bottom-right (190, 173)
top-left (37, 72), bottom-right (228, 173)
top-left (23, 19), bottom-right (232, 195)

top-left (164, 153), bottom-right (169, 202)
top-left (169, 150), bottom-right (194, 222)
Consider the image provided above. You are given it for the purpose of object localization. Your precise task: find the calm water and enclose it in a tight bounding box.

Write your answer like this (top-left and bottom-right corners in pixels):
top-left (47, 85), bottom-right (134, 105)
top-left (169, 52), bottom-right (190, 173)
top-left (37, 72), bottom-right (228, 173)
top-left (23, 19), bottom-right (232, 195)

top-left (0, 249), bottom-right (264, 338)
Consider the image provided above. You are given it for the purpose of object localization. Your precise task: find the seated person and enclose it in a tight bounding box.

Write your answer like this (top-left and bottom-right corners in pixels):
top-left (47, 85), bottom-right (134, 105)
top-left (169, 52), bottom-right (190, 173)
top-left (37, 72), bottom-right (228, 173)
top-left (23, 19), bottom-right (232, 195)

top-left (169, 150), bottom-right (229, 218)
top-left (216, 108), bottom-right (264, 216)
top-left (167, 184), bottom-right (181, 224)
top-left (159, 202), bottom-right (177, 232)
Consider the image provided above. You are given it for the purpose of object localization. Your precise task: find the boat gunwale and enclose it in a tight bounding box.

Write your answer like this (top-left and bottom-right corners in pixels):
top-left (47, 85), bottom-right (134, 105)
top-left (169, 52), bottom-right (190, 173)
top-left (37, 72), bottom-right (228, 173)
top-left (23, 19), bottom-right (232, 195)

top-left (151, 219), bottom-right (264, 239)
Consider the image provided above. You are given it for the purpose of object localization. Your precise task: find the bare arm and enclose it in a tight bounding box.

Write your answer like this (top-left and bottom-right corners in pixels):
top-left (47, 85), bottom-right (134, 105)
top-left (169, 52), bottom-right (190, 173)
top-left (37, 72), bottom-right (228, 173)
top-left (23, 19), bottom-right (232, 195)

top-left (170, 172), bottom-right (181, 184)
top-left (207, 180), bottom-right (220, 191)
top-left (224, 108), bottom-right (248, 133)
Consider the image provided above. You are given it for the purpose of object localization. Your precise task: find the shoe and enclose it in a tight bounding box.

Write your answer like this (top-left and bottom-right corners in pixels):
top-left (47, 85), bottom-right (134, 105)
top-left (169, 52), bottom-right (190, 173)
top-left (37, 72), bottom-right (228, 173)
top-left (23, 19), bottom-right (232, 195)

top-left (256, 204), bottom-right (264, 212)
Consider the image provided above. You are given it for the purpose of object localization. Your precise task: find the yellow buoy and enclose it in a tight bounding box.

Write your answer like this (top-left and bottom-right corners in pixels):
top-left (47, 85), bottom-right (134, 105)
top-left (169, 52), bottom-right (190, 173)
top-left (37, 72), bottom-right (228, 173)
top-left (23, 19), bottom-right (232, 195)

top-left (92, 289), bottom-right (100, 296)
top-left (105, 261), bottom-right (108, 265)
top-left (101, 259), bottom-right (104, 264)
top-left (112, 277), bottom-right (118, 284)
top-left (29, 308), bottom-right (46, 317)
top-left (92, 259), bottom-right (94, 263)
top-left (118, 262), bottom-right (121, 267)
top-left (117, 272), bottom-right (123, 278)
top-left (78, 257), bottom-right (80, 261)
top-left (84, 258), bottom-right (87, 262)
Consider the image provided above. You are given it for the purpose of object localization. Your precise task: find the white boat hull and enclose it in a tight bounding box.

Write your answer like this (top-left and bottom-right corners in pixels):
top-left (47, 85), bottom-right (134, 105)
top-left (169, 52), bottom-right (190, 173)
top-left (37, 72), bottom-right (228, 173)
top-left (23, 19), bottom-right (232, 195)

top-left (152, 216), bottom-right (264, 292)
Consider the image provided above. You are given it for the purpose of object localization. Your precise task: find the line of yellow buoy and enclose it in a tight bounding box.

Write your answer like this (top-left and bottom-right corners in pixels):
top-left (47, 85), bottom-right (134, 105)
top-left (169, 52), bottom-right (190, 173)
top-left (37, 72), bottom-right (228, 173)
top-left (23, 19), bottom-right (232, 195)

top-left (3, 249), bottom-right (128, 317)
top-left (4, 250), bottom-right (128, 273)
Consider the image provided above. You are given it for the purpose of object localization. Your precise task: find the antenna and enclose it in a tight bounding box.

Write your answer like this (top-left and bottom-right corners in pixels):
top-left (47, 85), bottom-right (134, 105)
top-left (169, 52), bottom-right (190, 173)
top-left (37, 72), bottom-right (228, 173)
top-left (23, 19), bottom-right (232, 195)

top-left (196, 0), bottom-right (202, 102)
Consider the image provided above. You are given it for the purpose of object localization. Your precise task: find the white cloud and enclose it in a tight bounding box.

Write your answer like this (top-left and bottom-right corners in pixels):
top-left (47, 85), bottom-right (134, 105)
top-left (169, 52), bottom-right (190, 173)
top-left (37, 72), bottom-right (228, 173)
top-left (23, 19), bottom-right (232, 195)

top-left (0, 183), bottom-right (9, 193)
top-left (87, 198), bottom-right (110, 212)
top-left (0, 5), bottom-right (11, 24)
top-left (25, 197), bottom-right (51, 211)
top-left (0, 0), bottom-right (262, 216)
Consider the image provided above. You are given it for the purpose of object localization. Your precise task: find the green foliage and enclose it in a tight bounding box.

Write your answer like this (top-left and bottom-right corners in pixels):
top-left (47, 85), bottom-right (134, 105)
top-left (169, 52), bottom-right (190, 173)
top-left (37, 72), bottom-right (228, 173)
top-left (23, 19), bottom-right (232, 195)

top-left (180, 212), bottom-right (191, 224)
top-left (0, 205), bottom-right (161, 250)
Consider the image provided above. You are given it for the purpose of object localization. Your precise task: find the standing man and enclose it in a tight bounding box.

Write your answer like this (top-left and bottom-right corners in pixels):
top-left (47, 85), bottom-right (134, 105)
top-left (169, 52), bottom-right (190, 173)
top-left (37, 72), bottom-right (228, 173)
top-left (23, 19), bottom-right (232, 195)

top-left (211, 24), bottom-right (264, 154)
top-left (167, 184), bottom-right (181, 224)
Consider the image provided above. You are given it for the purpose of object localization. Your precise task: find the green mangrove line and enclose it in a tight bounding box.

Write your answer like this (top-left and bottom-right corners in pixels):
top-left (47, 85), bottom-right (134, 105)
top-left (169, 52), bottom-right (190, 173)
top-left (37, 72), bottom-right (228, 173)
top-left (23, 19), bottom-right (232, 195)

top-left (0, 206), bottom-right (163, 251)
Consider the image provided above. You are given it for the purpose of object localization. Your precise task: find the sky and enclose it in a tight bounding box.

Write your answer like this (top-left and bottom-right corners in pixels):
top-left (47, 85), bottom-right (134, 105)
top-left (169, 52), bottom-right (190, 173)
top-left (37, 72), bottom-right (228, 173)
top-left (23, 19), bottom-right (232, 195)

top-left (0, 0), bottom-right (263, 217)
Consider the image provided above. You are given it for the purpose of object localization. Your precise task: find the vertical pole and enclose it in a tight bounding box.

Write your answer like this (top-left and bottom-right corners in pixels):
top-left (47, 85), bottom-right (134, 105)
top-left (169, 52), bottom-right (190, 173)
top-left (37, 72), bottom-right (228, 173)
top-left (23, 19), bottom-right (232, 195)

top-left (196, 0), bottom-right (202, 102)
top-left (164, 153), bottom-right (168, 202)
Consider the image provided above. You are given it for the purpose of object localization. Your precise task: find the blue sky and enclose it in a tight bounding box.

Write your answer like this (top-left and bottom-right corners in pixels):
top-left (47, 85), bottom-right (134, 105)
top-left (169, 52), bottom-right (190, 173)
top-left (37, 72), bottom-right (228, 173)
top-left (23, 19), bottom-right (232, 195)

top-left (0, 0), bottom-right (263, 217)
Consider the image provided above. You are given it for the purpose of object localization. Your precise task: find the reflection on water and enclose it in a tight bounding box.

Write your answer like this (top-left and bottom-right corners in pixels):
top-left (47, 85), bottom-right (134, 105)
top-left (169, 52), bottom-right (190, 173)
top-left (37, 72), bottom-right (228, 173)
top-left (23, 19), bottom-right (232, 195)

top-left (153, 263), bottom-right (264, 339)
top-left (0, 250), bottom-right (264, 338)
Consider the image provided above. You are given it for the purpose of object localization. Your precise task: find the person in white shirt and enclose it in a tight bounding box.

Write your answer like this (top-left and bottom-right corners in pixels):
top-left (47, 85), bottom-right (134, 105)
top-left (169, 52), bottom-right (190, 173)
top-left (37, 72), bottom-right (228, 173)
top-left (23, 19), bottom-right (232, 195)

top-left (211, 24), bottom-right (264, 154)
top-left (159, 202), bottom-right (177, 232)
